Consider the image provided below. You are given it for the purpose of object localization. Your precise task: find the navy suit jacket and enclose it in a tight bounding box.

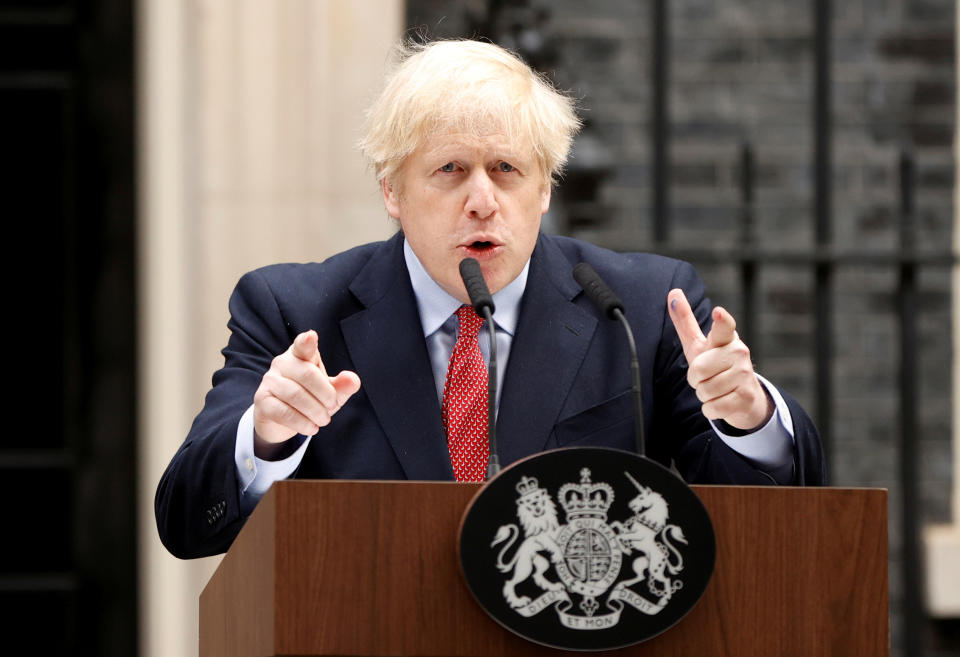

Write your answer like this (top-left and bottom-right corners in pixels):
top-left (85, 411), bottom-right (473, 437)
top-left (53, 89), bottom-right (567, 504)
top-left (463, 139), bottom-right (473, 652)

top-left (155, 233), bottom-right (824, 558)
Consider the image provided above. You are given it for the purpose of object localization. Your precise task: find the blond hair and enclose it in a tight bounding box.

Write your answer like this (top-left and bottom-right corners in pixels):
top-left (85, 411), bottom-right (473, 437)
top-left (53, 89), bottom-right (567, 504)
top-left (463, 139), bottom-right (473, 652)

top-left (359, 39), bottom-right (581, 186)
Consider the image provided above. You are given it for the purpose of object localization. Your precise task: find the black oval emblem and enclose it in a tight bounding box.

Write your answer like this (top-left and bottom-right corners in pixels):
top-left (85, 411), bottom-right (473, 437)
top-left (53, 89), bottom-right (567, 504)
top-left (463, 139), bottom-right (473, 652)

top-left (458, 447), bottom-right (716, 651)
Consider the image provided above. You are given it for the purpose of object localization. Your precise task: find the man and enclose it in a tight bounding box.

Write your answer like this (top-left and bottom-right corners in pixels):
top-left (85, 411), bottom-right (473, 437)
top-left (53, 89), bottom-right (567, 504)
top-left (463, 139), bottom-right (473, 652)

top-left (156, 40), bottom-right (824, 560)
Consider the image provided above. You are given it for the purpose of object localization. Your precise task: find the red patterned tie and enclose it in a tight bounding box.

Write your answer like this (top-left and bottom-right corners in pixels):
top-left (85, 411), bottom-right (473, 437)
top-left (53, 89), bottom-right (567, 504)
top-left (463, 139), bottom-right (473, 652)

top-left (442, 305), bottom-right (490, 482)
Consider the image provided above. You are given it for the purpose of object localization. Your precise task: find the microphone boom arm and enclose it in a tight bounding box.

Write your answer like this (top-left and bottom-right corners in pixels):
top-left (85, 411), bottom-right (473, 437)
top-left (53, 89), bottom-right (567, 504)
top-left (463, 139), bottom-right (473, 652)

top-left (458, 257), bottom-right (501, 479)
top-left (573, 262), bottom-right (647, 457)
top-left (483, 306), bottom-right (500, 478)
top-left (612, 308), bottom-right (646, 457)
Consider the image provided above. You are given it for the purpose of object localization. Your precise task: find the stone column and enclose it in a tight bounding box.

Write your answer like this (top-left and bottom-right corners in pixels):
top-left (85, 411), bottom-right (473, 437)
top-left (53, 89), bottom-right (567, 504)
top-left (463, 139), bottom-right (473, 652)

top-left (137, 2), bottom-right (402, 656)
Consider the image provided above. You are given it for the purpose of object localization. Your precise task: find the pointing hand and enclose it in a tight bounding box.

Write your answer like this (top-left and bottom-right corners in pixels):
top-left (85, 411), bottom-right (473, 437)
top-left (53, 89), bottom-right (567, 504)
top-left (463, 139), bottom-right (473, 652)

top-left (252, 330), bottom-right (361, 457)
top-left (667, 289), bottom-right (772, 430)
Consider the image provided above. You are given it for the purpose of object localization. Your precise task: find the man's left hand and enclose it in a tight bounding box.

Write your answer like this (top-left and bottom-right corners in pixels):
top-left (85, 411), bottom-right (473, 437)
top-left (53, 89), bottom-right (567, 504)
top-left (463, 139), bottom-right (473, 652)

top-left (667, 288), bottom-right (773, 431)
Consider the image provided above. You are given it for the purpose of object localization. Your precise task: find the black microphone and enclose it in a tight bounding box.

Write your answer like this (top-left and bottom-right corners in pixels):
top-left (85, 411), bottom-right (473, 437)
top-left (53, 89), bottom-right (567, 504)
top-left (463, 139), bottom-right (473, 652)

top-left (573, 262), bottom-right (624, 319)
top-left (459, 258), bottom-right (495, 316)
top-left (458, 258), bottom-right (500, 478)
top-left (573, 262), bottom-right (646, 456)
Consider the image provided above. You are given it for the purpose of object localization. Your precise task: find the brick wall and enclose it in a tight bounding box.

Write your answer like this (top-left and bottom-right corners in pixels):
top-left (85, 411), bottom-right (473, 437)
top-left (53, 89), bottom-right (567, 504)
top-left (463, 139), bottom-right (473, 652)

top-left (406, 1), bottom-right (956, 653)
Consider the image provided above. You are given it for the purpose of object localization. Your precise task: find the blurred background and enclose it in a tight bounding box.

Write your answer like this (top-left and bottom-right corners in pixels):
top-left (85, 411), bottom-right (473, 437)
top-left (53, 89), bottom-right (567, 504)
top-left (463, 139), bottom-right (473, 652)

top-left (1, 1), bottom-right (957, 655)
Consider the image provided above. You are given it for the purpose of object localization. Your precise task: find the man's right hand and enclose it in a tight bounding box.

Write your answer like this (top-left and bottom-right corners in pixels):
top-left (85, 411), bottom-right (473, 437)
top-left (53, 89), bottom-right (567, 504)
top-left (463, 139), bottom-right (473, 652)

top-left (252, 330), bottom-right (361, 458)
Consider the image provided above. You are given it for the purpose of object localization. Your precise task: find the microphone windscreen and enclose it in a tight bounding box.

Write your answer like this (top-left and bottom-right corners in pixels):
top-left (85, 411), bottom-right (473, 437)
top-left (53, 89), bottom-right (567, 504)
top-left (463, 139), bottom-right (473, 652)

top-left (573, 262), bottom-right (625, 319)
top-left (459, 258), bottom-right (496, 315)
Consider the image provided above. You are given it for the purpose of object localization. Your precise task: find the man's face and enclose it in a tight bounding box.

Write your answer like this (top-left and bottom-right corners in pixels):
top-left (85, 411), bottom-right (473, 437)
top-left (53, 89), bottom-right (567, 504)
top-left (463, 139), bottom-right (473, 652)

top-left (382, 133), bottom-right (550, 302)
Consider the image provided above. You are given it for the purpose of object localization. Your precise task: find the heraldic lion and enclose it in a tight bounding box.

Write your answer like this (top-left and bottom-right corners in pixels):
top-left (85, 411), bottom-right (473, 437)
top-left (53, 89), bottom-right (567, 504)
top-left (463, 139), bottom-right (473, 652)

top-left (491, 477), bottom-right (564, 609)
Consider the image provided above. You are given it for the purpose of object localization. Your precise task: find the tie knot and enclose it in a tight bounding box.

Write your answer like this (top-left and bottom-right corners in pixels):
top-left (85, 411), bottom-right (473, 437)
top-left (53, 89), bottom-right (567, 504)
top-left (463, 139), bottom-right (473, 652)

top-left (455, 305), bottom-right (484, 339)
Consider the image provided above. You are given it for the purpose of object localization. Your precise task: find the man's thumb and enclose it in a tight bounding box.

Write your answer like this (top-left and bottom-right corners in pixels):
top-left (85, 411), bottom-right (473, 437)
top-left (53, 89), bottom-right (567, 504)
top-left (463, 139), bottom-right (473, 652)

top-left (330, 371), bottom-right (362, 406)
top-left (706, 307), bottom-right (737, 348)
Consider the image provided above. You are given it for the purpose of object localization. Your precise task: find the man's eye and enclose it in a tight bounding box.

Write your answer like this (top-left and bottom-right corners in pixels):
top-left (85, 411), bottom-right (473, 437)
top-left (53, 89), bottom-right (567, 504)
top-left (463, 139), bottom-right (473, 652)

top-left (439, 162), bottom-right (457, 173)
top-left (498, 162), bottom-right (515, 173)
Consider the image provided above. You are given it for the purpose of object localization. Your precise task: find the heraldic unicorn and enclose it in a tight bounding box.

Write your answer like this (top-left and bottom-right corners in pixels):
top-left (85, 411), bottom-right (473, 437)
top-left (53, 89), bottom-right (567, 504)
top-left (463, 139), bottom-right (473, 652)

top-left (491, 468), bottom-right (688, 630)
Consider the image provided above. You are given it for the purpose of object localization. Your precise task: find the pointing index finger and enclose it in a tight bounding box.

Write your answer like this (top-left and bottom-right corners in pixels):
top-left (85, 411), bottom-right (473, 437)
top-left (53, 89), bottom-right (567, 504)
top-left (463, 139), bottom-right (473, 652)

top-left (668, 288), bottom-right (707, 362)
top-left (291, 330), bottom-right (324, 371)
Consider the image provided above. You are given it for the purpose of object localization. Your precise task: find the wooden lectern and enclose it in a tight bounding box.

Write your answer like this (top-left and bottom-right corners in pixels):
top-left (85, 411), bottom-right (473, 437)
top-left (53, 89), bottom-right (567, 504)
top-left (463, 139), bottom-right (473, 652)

top-left (200, 481), bottom-right (888, 656)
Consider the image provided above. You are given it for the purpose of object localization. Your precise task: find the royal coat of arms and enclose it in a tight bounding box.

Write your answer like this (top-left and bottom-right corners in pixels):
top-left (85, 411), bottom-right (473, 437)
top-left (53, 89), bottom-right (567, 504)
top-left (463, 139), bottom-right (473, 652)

top-left (491, 468), bottom-right (688, 629)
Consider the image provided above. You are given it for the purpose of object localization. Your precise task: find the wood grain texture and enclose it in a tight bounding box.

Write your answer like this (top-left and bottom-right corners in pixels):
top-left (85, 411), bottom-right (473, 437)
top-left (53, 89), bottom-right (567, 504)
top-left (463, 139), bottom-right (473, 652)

top-left (200, 488), bottom-right (275, 657)
top-left (199, 482), bottom-right (887, 657)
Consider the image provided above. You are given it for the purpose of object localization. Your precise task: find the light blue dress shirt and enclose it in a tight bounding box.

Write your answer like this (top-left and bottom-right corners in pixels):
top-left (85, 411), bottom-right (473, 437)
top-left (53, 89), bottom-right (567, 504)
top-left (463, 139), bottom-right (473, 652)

top-left (234, 240), bottom-right (795, 512)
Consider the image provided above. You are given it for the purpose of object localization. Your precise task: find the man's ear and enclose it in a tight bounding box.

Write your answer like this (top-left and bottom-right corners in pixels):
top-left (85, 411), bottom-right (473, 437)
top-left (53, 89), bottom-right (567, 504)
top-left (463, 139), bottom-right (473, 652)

top-left (540, 184), bottom-right (551, 215)
top-left (382, 177), bottom-right (401, 219)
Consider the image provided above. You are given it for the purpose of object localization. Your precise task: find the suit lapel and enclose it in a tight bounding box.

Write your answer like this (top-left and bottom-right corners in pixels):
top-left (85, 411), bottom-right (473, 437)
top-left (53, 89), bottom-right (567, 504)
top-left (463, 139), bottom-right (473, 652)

top-left (341, 236), bottom-right (454, 480)
top-left (496, 235), bottom-right (597, 466)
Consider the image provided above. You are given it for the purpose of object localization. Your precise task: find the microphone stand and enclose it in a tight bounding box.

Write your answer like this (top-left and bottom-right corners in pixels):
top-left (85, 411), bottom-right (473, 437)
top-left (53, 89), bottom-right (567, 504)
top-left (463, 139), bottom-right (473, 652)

top-left (482, 305), bottom-right (500, 478)
top-left (458, 257), bottom-right (501, 479)
top-left (573, 262), bottom-right (646, 457)
top-left (612, 308), bottom-right (645, 457)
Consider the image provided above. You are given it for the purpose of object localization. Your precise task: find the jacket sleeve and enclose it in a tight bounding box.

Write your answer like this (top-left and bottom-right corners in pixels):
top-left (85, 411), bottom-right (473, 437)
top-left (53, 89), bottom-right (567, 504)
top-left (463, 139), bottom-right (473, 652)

top-left (155, 269), bottom-right (294, 559)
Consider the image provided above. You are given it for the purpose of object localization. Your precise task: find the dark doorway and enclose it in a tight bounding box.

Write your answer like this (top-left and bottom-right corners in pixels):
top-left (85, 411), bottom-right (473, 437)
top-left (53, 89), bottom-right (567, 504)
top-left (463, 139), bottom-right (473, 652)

top-left (0, 1), bottom-right (137, 655)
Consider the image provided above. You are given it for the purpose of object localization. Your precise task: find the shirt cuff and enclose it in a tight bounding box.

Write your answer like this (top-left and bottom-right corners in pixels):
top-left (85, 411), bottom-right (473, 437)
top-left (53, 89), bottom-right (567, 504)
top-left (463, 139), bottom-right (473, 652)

top-left (234, 405), bottom-right (312, 513)
top-left (709, 374), bottom-right (795, 470)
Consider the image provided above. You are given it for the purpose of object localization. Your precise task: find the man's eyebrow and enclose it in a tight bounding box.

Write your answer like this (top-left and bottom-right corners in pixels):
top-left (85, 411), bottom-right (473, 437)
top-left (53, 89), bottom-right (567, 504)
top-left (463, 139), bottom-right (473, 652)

top-left (423, 143), bottom-right (531, 164)
top-left (480, 147), bottom-right (532, 164)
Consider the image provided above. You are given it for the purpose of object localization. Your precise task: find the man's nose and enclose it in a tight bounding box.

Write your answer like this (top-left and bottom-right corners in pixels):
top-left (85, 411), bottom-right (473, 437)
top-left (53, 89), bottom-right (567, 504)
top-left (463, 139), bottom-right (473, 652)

top-left (464, 172), bottom-right (499, 219)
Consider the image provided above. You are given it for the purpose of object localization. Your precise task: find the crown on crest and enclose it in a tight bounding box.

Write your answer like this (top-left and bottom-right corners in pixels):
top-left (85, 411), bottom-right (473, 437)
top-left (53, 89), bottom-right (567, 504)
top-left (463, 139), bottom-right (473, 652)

top-left (559, 468), bottom-right (614, 520)
top-left (515, 476), bottom-right (542, 498)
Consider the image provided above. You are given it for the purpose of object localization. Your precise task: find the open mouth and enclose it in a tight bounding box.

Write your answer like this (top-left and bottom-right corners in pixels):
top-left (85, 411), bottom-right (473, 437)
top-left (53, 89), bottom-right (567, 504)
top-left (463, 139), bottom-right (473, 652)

top-left (459, 239), bottom-right (501, 259)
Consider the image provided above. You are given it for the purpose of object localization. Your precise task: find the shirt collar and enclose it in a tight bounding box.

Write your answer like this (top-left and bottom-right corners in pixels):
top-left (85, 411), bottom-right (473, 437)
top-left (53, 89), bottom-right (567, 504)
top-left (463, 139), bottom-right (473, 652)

top-left (403, 238), bottom-right (528, 338)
